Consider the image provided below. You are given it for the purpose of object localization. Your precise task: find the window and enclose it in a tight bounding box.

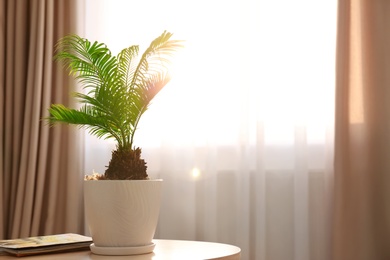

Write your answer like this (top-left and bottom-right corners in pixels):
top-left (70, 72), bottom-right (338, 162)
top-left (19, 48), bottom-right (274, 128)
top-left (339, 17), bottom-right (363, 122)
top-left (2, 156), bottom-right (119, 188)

top-left (84, 1), bottom-right (336, 259)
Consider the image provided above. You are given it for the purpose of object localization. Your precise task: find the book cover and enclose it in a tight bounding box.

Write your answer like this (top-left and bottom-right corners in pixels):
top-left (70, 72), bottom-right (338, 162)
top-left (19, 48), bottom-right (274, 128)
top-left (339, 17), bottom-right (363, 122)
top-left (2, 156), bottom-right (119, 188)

top-left (0, 233), bottom-right (92, 257)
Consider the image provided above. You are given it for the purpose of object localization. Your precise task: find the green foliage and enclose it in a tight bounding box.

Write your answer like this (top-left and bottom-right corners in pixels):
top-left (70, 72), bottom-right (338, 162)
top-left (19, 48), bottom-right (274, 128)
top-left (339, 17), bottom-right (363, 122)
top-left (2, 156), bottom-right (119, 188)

top-left (47, 31), bottom-right (182, 151)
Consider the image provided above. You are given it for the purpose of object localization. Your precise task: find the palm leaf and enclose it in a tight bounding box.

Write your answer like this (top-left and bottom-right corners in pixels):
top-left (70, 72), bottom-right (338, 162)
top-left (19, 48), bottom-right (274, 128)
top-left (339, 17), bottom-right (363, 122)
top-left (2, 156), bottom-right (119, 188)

top-left (48, 104), bottom-right (126, 145)
top-left (117, 45), bottom-right (139, 89)
top-left (48, 31), bottom-right (183, 150)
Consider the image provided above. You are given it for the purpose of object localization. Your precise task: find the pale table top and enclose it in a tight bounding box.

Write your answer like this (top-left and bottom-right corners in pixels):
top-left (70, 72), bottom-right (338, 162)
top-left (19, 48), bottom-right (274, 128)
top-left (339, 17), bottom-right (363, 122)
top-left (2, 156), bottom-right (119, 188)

top-left (0, 239), bottom-right (241, 260)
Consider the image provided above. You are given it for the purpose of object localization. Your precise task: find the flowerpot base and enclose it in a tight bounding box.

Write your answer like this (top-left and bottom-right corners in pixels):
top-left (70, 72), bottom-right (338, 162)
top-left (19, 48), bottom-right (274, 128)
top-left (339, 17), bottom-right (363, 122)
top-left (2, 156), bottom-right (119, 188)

top-left (90, 242), bottom-right (156, 256)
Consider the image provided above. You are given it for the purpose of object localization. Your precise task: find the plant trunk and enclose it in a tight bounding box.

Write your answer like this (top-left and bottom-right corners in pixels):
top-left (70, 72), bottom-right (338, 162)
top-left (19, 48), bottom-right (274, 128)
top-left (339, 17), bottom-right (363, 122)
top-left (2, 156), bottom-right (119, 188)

top-left (104, 147), bottom-right (148, 180)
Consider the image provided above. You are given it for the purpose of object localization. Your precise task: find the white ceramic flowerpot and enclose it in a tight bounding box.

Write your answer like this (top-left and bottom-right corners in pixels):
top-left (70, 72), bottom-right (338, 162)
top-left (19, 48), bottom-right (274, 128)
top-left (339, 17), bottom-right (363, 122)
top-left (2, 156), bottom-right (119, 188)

top-left (84, 179), bottom-right (162, 255)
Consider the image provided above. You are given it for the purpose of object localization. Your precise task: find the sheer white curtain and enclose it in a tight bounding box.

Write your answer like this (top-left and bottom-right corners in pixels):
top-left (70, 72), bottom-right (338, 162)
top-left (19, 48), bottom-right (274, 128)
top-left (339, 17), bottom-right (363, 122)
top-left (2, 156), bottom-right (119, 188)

top-left (83, 1), bottom-right (336, 259)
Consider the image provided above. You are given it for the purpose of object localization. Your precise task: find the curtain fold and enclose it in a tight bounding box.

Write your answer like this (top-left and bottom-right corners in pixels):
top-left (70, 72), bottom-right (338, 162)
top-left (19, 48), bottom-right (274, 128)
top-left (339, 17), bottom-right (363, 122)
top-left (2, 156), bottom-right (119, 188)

top-left (0, 0), bottom-right (85, 239)
top-left (333, 0), bottom-right (390, 259)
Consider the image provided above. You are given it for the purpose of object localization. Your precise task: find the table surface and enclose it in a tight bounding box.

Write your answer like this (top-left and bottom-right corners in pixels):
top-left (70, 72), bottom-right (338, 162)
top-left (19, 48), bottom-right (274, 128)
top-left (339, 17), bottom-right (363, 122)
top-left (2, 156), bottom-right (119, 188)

top-left (0, 239), bottom-right (241, 260)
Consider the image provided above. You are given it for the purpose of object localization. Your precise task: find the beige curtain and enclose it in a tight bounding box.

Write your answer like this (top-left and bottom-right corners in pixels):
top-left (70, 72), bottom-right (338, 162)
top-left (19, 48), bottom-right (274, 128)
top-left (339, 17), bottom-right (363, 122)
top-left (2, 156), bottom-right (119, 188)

top-left (0, 0), bottom-right (85, 239)
top-left (334, 0), bottom-right (390, 259)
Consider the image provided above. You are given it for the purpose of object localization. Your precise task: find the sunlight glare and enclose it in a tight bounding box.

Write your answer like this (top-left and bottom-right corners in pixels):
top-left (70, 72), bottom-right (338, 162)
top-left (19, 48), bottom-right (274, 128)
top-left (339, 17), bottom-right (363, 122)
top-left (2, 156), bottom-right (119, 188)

top-left (191, 168), bottom-right (201, 179)
top-left (84, 0), bottom-right (336, 149)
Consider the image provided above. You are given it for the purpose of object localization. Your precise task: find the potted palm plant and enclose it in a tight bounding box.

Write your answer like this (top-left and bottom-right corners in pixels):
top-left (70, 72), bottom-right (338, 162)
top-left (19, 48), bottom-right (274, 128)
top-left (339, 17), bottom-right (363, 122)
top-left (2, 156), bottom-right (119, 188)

top-left (46, 31), bottom-right (182, 255)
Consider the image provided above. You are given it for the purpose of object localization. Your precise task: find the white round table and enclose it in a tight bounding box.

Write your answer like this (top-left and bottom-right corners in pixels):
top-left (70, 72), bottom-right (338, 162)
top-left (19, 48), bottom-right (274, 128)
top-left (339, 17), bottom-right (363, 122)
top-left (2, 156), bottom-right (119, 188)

top-left (0, 239), bottom-right (241, 260)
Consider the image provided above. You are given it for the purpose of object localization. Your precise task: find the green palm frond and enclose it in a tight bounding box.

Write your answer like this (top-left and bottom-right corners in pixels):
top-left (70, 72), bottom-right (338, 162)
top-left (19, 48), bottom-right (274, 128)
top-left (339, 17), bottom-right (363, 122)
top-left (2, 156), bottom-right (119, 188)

top-left (55, 35), bottom-right (117, 88)
top-left (47, 31), bottom-right (183, 151)
top-left (131, 31), bottom-right (181, 89)
top-left (47, 104), bottom-right (122, 142)
top-left (117, 45), bottom-right (139, 89)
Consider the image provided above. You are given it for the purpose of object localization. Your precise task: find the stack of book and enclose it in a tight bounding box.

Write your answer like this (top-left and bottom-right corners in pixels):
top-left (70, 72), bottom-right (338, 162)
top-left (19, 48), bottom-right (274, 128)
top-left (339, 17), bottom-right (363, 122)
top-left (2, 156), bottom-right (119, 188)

top-left (0, 233), bottom-right (92, 256)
